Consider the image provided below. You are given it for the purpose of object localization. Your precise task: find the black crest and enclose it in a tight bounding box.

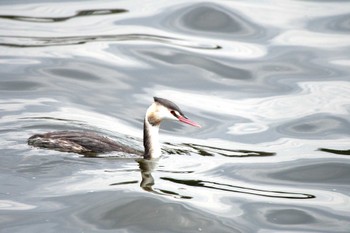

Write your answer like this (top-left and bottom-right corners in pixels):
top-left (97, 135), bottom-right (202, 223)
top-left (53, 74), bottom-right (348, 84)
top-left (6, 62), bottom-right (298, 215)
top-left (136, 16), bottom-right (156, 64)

top-left (153, 97), bottom-right (185, 117)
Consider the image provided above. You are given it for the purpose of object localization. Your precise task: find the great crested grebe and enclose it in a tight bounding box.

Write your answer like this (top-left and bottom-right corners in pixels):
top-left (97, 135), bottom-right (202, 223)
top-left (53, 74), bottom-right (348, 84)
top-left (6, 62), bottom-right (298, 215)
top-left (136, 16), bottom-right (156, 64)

top-left (28, 97), bottom-right (201, 159)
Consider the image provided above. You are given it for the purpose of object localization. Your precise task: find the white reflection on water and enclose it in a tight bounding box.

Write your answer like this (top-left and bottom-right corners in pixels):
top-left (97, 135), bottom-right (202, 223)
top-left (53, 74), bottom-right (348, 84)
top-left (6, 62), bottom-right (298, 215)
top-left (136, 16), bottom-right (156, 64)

top-left (228, 122), bottom-right (268, 135)
top-left (273, 30), bottom-right (350, 48)
top-left (0, 98), bottom-right (57, 112)
top-left (230, 1), bottom-right (350, 27)
top-left (0, 200), bottom-right (36, 210)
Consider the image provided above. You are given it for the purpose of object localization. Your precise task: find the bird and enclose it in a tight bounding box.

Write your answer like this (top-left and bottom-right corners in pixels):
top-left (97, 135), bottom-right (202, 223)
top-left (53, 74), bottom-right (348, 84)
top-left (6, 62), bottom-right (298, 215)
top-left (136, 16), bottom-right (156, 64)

top-left (28, 97), bottom-right (201, 159)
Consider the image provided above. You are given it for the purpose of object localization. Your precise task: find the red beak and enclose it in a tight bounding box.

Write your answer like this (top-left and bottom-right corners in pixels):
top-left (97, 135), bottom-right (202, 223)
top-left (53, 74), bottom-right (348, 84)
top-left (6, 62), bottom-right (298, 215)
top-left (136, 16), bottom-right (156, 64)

top-left (178, 115), bottom-right (201, 128)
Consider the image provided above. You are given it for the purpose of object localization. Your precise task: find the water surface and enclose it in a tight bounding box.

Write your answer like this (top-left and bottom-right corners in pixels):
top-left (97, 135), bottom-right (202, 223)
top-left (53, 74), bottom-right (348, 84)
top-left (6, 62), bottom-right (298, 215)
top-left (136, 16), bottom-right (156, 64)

top-left (1, 0), bottom-right (350, 232)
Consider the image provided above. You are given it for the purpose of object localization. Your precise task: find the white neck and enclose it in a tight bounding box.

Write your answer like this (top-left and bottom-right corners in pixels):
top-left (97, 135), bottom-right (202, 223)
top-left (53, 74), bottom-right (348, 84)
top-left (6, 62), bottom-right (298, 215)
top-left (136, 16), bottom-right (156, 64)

top-left (143, 105), bottom-right (162, 159)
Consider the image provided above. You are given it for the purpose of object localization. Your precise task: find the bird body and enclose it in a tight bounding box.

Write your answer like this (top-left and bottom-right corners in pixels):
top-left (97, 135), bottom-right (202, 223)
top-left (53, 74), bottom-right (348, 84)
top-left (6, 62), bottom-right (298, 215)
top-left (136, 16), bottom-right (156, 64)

top-left (28, 97), bottom-right (200, 159)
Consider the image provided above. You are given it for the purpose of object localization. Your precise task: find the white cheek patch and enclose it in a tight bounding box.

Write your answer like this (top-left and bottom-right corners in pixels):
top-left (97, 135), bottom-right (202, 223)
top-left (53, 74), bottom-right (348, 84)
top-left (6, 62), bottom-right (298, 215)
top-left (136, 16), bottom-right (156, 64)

top-left (166, 110), bottom-right (178, 121)
top-left (160, 108), bottom-right (178, 121)
top-left (153, 104), bottom-right (180, 122)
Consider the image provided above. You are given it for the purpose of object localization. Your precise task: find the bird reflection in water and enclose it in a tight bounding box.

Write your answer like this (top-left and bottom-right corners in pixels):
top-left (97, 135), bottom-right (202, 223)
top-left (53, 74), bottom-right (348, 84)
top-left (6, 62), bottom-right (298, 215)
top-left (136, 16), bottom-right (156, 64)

top-left (137, 158), bottom-right (156, 192)
top-left (136, 158), bottom-right (192, 199)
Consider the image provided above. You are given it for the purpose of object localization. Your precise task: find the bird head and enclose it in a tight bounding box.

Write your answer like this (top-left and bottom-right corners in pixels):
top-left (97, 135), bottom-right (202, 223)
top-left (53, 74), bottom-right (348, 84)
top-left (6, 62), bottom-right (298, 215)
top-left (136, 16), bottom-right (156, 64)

top-left (146, 97), bottom-right (201, 128)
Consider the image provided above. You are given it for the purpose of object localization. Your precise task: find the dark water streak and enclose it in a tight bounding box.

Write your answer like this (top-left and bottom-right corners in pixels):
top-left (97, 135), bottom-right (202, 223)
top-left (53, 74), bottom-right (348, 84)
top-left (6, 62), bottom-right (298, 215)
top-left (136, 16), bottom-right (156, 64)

top-left (0, 34), bottom-right (220, 49)
top-left (0, 8), bottom-right (128, 22)
top-left (161, 177), bottom-right (315, 199)
top-left (319, 148), bottom-right (350, 155)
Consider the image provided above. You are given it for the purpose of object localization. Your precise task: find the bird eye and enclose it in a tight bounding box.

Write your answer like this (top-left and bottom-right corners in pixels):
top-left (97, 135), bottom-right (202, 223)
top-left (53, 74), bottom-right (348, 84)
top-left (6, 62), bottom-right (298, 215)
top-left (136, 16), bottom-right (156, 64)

top-left (170, 110), bottom-right (178, 118)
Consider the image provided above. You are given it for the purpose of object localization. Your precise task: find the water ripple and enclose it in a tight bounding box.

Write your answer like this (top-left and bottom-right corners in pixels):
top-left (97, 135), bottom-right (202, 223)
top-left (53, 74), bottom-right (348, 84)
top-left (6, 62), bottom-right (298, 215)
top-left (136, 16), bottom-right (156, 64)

top-left (309, 12), bottom-right (350, 34)
top-left (183, 143), bottom-right (275, 157)
top-left (0, 8), bottom-right (128, 22)
top-left (140, 49), bottom-right (252, 80)
top-left (277, 114), bottom-right (350, 139)
top-left (161, 177), bottom-right (314, 199)
top-left (0, 200), bottom-right (36, 210)
top-left (0, 34), bottom-right (220, 49)
top-left (162, 2), bottom-right (264, 39)
top-left (273, 30), bottom-right (350, 48)
top-left (0, 80), bottom-right (43, 91)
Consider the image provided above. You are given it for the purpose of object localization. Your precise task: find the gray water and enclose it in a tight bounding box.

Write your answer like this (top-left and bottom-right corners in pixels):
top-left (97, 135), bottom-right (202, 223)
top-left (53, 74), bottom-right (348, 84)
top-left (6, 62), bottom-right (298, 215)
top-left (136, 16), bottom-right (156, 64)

top-left (1, 0), bottom-right (350, 232)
